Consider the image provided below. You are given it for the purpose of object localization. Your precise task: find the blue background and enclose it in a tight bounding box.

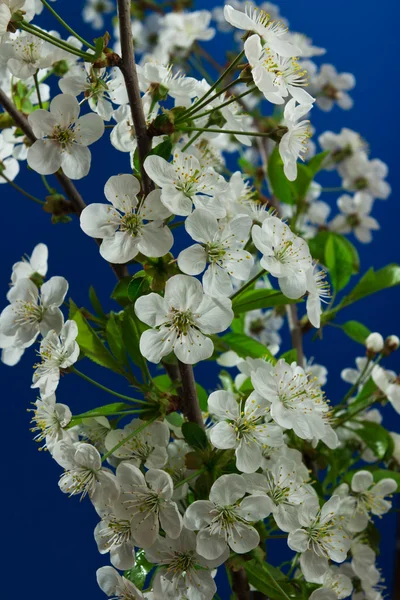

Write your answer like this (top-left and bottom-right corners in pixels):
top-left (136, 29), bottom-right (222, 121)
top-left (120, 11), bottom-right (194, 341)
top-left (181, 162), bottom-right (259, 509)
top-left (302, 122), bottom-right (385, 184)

top-left (1, 0), bottom-right (399, 597)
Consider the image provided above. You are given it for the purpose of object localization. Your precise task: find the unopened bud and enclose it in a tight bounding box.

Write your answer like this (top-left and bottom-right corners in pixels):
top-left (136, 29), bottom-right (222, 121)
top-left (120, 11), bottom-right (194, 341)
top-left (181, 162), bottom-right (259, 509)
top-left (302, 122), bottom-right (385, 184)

top-left (366, 332), bottom-right (384, 354)
top-left (384, 335), bottom-right (400, 354)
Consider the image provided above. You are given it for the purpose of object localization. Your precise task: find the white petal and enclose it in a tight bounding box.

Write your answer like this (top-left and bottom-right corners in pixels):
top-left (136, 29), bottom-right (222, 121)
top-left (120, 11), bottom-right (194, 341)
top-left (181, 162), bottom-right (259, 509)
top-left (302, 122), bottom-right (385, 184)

top-left (27, 139), bottom-right (62, 175)
top-left (60, 144), bottom-right (91, 179)
top-left (74, 113), bottom-right (104, 145)
top-left (100, 232), bottom-right (139, 263)
top-left (178, 245), bottom-right (207, 275)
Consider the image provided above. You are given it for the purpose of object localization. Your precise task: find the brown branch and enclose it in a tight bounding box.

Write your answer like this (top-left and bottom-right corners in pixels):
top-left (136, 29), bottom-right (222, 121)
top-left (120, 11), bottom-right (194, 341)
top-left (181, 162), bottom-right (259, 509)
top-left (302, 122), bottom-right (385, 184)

top-left (286, 304), bottom-right (305, 368)
top-left (116, 0), bottom-right (153, 196)
top-left (231, 568), bottom-right (252, 600)
top-left (178, 360), bottom-right (204, 428)
top-left (0, 88), bottom-right (128, 280)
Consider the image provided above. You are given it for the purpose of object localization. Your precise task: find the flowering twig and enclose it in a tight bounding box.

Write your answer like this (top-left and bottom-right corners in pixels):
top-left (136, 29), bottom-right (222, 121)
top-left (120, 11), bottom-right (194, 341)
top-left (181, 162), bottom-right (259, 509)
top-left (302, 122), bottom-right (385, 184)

top-left (178, 360), bottom-right (204, 428)
top-left (116, 0), bottom-right (153, 196)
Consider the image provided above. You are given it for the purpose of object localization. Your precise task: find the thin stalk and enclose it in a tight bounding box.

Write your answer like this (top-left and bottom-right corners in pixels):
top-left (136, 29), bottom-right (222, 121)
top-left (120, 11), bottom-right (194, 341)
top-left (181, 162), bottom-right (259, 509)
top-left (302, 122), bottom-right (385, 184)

top-left (0, 172), bottom-right (45, 205)
top-left (336, 358), bottom-right (372, 408)
top-left (176, 78), bottom-right (244, 123)
top-left (334, 396), bottom-right (385, 428)
top-left (181, 129), bottom-right (203, 152)
top-left (321, 187), bottom-right (345, 193)
top-left (182, 86), bottom-right (255, 122)
top-left (33, 72), bottom-right (43, 108)
top-left (73, 409), bottom-right (150, 419)
top-left (230, 268), bottom-right (266, 301)
top-left (102, 415), bottom-right (159, 462)
top-left (71, 367), bottom-right (149, 404)
top-left (175, 468), bottom-right (206, 488)
top-left (41, 174), bottom-right (55, 194)
top-left (40, 0), bottom-right (96, 50)
top-left (180, 50), bottom-right (244, 119)
top-left (20, 21), bottom-right (94, 60)
top-left (286, 304), bottom-right (305, 368)
top-left (179, 126), bottom-right (276, 139)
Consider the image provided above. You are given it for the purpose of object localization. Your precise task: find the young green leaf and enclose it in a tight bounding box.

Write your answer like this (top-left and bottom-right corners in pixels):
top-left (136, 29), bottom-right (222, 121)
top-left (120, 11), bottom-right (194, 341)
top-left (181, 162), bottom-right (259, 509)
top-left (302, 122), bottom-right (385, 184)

top-left (182, 422), bottom-right (208, 450)
top-left (340, 320), bottom-right (371, 345)
top-left (267, 147), bottom-right (293, 205)
top-left (220, 332), bottom-right (276, 361)
top-left (124, 550), bottom-right (153, 589)
top-left (232, 288), bottom-right (299, 314)
top-left (111, 276), bottom-right (133, 307)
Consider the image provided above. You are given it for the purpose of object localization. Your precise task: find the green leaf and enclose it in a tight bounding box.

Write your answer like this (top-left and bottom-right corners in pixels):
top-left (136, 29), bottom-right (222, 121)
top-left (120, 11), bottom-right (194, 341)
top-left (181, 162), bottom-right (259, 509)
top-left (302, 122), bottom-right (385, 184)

top-left (70, 402), bottom-right (132, 426)
top-left (106, 312), bottom-right (129, 365)
top-left (220, 332), bottom-right (276, 362)
top-left (306, 150), bottom-right (330, 175)
top-left (111, 277), bottom-right (133, 307)
top-left (280, 349), bottom-right (297, 364)
top-left (267, 147), bottom-right (293, 204)
top-left (244, 560), bottom-right (304, 600)
top-left (355, 421), bottom-right (395, 460)
top-left (148, 138), bottom-right (172, 160)
top-left (308, 231), bottom-right (359, 276)
top-left (232, 288), bottom-right (298, 314)
top-left (339, 378), bottom-right (378, 421)
top-left (89, 285), bottom-right (105, 317)
top-left (127, 273), bottom-right (150, 304)
top-left (230, 314), bottom-right (245, 334)
top-left (122, 305), bottom-right (149, 379)
top-left (342, 264), bottom-right (400, 307)
top-left (289, 163), bottom-right (313, 201)
top-left (70, 301), bottom-right (123, 374)
top-left (124, 550), bottom-right (153, 589)
top-left (340, 320), bottom-right (371, 345)
top-left (165, 412), bottom-right (184, 428)
top-left (182, 422), bottom-right (208, 450)
top-left (325, 233), bottom-right (355, 291)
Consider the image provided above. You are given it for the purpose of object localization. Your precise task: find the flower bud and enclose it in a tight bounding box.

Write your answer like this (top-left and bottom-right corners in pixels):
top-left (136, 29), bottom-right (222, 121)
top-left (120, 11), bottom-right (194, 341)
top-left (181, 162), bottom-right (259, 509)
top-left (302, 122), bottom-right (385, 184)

top-left (384, 335), bottom-right (400, 355)
top-left (366, 332), bottom-right (384, 354)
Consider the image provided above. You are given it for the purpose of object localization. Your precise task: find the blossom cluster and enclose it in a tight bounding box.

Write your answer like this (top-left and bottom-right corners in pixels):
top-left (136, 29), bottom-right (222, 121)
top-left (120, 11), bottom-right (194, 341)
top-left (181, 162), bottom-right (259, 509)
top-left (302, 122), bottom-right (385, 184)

top-left (0, 0), bottom-right (399, 599)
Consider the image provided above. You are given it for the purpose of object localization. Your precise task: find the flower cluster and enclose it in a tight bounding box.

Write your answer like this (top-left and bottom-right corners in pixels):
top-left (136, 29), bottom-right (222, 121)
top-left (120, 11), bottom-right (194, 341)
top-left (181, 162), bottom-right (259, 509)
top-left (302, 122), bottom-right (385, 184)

top-left (0, 1), bottom-right (399, 599)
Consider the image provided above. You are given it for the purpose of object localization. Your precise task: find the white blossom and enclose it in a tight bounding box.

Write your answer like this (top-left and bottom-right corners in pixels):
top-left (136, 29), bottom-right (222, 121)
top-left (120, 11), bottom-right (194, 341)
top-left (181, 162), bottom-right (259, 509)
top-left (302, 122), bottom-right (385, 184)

top-left (244, 456), bottom-right (314, 531)
top-left (208, 389), bottom-right (283, 472)
top-left (184, 473), bottom-right (272, 559)
top-left (252, 215), bottom-right (312, 298)
top-left (144, 150), bottom-right (228, 217)
top-left (53, 440), bottom-right (119, 505)
top-left (0, 33), bottom-right (52, 79)
top-left (80, 174), bottom-right (173, 264)
top-left (251, 358), bottom-right (337, 446)
top-left (104, 418), bottom-right (170, 468)
top-left (29, 393), bottom-right (73, 452)
top-left (336, 470), bottom-right (397, 534)
top-left (178, 208), bottom-right (253, 297)
top-left (372, 365), bottom-right (400, 414)
top-left (330, 193), bottom-right (379, 243)
top-left (279, 98), bottom-right (313, 181)
top-left (117, 462), bottom-right (182, 548)
top-left (244, 34), bottom-right (314, 105)
top-left (161, 10), bottom-right (215, 50)
top-left (145, 527), bottom-right (226, 600)
top-left (27, 93), bottom-right (104, 179)
top-left (97, 566), bottom-right (152, 600)
top-left (59, 66), bottom-right (128, 121)
top-left (10, 243), bottom-right (48, 285)
top-left (83, 0), bottom-right (113, 30)
top-left (244, 308), bottom-right (284, 354)
top-left (223, 4), bottom-right (300, 56)
top-left (0, 276), bottom-right (67, 347)
top-left (339, 153), bottom-right (391, 201)
top-left (135, 274), bottom-right (233, 364)
top-left (288, 496), bottom-right (351, 582)
top-left (305, 263), bottom-right (330, 329)
top-left (94, 496), bottom-right (136, 570)
top-left (31, 320), bottom-right (79, 398)
top-left (305, 61), bottom-right (356, 112)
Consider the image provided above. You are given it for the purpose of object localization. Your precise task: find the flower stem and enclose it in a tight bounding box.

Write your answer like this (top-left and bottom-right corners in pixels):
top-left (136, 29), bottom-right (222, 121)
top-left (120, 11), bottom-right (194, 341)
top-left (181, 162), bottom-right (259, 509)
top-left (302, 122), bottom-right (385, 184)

top-left (101, 414), bottom-right (159, 462)
top-left (71, 367), bottom-right (149, 404)
top-left (230, 268), bottom-right (267, 301)
top-left (178, 361), bottom-right (204, 428)
top-left (180, 50), bottom-right (244, 120)
top-left (74, 408), bottom-right (149, 419)
top-left (0, 172), bottom-right (45, 205)
top-left (178, 126), bottom-right (276, 138)
top-left (180, 129), bottom-right (203, 152)
top-left (117, 0), bottom-right (153, 196)
top-left (40, 174), bottom-right (55, 194)
top-left (40, 0), bottom-right (96, 50)
top-left (33, 72), bottom-right (43, 108)
top-left (20, 21), bottom-right (94, 60)
top-left (184, 86), bottom-right (255, 122)
top-left (176, 78), bottom-right (244, 123)
top-left (174, 468), bottom-right (206, 488)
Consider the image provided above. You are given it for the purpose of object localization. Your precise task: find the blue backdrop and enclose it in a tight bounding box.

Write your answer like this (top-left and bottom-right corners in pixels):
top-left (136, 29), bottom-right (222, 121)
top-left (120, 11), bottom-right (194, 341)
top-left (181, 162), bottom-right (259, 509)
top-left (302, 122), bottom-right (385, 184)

top-left (1, 0), bottom-right (399, 598)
